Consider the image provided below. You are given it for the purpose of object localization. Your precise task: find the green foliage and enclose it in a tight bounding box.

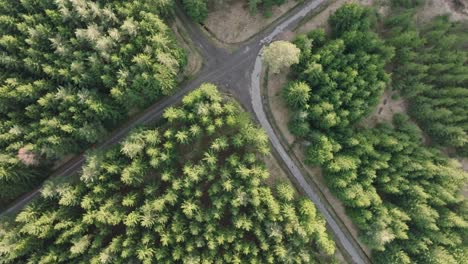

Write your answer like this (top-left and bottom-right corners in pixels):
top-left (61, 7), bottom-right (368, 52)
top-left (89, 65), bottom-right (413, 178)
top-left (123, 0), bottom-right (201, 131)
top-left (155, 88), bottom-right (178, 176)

top-left (304, 113), bottom-right (468, 263)
top-left (287, 4), bottom-right (393, 135)
top-left (262, 41), bottom-right (301, 74)
top-left (385, 12), bottom-right (468, 155)
top-left (328, 3), bottom-right (376, 37)
top-left (182, 0), bottom-right (208, 23)
top-left (283, 81), bottom-right (311, 108)
top-left (283, 3), bottom-right (468, 263)
top-left (0, 84), bottom-right (335, 263)
top-left (315, 117), bottom-right (467, 263)
top-left (0, 0), bottom-right (186, 206)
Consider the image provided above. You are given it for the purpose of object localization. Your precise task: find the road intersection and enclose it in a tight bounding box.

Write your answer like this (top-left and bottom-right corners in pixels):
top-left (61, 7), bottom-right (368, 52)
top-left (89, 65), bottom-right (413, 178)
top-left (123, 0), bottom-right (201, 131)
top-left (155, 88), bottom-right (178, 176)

top-left (2, 1), bottom-right (370, 263)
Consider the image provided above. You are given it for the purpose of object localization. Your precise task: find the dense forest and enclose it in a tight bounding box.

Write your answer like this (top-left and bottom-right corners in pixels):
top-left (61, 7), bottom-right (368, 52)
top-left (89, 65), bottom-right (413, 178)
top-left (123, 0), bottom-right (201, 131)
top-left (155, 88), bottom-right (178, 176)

top-left (0, 85), bottom-right (335, 263)
top-left (287, 3), bottom-right (394, 136)
top-left (0, 0), bottom-right (186, 206)
top-left (182, 0), bottom-right (289, 22)
top-left (308, 115), bottom-right (468, 263)
top-left (283, 3), bottom-right (468, 263)
top-left (385, 8), bottom-right (468, 156)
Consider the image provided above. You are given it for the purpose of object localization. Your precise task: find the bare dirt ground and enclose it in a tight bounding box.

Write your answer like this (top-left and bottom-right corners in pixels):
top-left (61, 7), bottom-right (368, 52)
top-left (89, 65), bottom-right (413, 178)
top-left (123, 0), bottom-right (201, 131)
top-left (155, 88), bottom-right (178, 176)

top-left (462, 158), bottom-right (468, 171)
top-left (417, 0), bottom-right (468, 22)
top-left (172, 17), bottom-right (203, 78)
top-left (462, 157), bottom-right (468, 197)
top-left (204, 0), bottom-right (298, 44)
top-left (262, 153), bottom-right (296, 191)
top-left (265, 69), bottom-right (296, 145)
top-left (361, 90), bottom-right (408, 128)
top-left (52, 154), bottom-right (75, 170)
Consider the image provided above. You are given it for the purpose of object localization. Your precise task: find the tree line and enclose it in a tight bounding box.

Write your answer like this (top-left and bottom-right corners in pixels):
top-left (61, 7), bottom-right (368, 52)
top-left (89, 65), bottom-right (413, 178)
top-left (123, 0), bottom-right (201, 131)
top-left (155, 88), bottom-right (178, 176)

top-left (0, 0), bottom-right (186, 207)
top-left (0, 84), bottom-right (335, 263)
top-left (283, 3), bottom-right (467, 263)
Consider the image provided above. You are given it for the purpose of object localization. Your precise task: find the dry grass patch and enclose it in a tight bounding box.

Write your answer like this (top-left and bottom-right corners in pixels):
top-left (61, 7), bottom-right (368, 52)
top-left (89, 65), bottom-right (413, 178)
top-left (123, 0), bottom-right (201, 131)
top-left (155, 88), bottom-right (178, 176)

top-left (360, 89), bottom-right (408, 128)
top-left (203, 0), bottom-right (298, 44)
top-left (262, 153), bottom-right (296, 191)
top-left (416, 0), bottom-right (468, 22)
top-left (264, 68), bottom-right (295, 145)
top-left (171, 17), bottom-right (203, 78)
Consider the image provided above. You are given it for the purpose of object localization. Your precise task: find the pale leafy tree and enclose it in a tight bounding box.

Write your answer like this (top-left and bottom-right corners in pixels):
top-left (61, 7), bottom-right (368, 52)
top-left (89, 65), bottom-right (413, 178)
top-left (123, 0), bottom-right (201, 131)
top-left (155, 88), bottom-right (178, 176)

top-left (262, 41), bottom-right (300, 74)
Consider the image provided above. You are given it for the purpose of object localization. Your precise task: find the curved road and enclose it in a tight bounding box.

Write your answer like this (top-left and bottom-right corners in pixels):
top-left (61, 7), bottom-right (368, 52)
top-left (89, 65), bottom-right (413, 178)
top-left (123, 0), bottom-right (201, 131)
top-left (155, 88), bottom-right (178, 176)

top-left (2, 1), bottom-right (370, 263)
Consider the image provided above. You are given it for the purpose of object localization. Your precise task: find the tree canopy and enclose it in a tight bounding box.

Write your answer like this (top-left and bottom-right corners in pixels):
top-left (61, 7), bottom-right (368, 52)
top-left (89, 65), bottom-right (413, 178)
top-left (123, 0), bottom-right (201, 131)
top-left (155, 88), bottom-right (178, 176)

top-left (288, 3), bottom-right (394, 134)
top-left (262, 41), bottom-right (301, 74)
top-left (308, 115), bottom-right (467, 263)
top-left (0, 84), bottom-right (335, 263)
top-left (0, 0), bottom-right (186, 206)
top-left (385, 12), bottom-right (468, 156)
top-left (282, 3), bottom-right (468, 263)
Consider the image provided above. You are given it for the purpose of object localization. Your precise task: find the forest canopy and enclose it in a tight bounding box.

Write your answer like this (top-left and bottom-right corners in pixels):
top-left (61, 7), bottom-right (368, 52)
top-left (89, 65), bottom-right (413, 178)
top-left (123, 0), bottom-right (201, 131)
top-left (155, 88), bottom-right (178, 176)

top-left (385, 12), bottom-right (468, 156)
top-left (0, 84), bottom-right (335, 263)
top-left (287, 3), bottom-right (393, 136)
top-left (283, 3), bottom-right (468, 263)
top-left (0, 0), bottom-right (186, 206)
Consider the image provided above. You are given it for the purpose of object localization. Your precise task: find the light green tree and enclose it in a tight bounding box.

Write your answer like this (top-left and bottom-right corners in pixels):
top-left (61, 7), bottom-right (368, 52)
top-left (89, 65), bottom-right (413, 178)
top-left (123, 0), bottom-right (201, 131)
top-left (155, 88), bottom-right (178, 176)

top-left (262, 41), bottom-right (300, 74)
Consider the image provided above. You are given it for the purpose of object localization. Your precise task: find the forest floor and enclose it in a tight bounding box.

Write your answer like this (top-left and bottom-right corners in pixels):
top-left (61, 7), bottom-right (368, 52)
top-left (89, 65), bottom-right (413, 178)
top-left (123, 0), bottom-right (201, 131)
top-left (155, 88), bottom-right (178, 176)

top-left (203, 0), bottom-right (298, 44)
top-left (417, 0), bottom-right (468, 22)
top-left (361, 90), bottom-right (408, 128)
top-left (262, 153), bottom-right (296, 191)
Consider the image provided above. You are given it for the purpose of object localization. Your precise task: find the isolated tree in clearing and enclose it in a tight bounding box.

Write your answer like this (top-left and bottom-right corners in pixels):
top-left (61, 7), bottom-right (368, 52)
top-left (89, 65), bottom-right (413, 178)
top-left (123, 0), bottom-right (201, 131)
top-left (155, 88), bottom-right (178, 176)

top-left (262, 41), bottom-right (300, 74)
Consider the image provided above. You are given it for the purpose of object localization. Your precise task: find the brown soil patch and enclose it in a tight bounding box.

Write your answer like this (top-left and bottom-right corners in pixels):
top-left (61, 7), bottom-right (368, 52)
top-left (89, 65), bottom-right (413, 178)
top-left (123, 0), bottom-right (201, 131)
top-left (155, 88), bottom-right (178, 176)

top-left (361, 90), bottom-right (408, 128)
top-left (460, 158), bottom-right (468, 198)
top-left (417, 0), bottom-right (468, 22)
top-left (52, 154), bottom-right (75, 170)
top-left (262, 153), bottom-right (296, 192)
top-left (461, 158), bottom-right (468, 171)
top-left (265, 68), bottom-right (295, 145)
top-left (204, 0), bottom-right (298, 44)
